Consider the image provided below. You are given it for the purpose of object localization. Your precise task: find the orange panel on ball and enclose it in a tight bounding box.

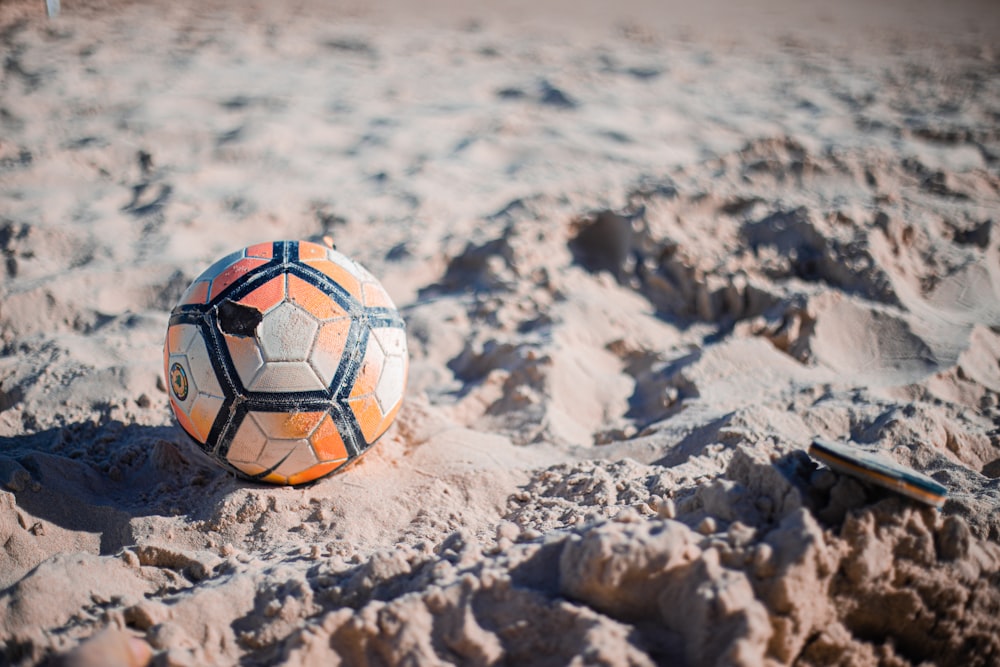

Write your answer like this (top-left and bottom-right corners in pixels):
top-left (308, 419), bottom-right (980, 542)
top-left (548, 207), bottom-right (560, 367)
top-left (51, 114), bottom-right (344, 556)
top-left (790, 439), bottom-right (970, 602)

top-left (169, 396), bottom-right (203, 444)
top-left (237, 274), bottom-right (285, 313)
top-left (311, 415), bottom-right (349, 462)
top-left (297, 241), bottom-right (327, 260)
top-left (287, 274), bottom-right (347, 320)
top-left (349, 341), bottom-right (385, 399)
top-left (209, 258), bottom-right (269, 301)
top-left (361, 281), bottom-right (394, 309)
top-left (252, 411), bottom-right (326, 440)
top-left (245, 242), bottom-right (274, 259)
top-left (349, 394), bottom-right (384, 443)
top-left (288, 460), bottom-right (347, 485)
top-left (180, 280), bottom-right (210, 306)
top-left (302, 259), bottom-right (363, 302)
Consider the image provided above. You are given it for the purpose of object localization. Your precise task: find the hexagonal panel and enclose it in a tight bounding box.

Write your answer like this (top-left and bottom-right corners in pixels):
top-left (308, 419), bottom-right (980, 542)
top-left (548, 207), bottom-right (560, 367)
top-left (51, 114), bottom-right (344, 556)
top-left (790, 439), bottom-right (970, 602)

top-left (309, 318), bottom-right (351, 387)
top-left (249, 361), bottom-right (325, 392)
top-left (259, 302), bottom-right (319, 362)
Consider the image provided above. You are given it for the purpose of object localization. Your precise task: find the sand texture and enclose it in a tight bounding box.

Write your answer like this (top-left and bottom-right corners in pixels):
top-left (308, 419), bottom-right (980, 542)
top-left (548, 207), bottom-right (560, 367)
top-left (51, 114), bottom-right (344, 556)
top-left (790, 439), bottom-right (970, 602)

top-left (2, 1), bottom-right (1000, 665)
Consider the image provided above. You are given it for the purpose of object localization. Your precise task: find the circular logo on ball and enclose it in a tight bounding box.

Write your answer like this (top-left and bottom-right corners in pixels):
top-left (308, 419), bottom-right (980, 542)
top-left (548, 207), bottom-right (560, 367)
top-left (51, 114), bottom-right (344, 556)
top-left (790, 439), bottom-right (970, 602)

top-left (170, 363), bottom-right (189, 401)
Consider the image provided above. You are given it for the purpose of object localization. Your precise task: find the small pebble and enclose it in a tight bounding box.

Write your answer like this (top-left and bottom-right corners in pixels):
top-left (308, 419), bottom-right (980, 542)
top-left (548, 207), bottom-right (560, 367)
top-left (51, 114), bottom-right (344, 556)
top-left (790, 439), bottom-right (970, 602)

top-left (697, 517), bottom-right (717, 535)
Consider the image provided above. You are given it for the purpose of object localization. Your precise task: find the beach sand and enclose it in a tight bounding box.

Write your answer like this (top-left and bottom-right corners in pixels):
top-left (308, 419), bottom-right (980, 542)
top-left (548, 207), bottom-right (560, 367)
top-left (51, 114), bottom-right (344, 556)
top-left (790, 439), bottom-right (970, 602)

top-left (2, 0), bottom-right (1000, 664)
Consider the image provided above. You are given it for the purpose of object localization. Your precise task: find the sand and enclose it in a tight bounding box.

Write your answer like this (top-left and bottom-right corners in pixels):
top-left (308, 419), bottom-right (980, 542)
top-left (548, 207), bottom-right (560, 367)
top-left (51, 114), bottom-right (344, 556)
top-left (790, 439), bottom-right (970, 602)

top-left (1, 0), bottom-right (999, 665)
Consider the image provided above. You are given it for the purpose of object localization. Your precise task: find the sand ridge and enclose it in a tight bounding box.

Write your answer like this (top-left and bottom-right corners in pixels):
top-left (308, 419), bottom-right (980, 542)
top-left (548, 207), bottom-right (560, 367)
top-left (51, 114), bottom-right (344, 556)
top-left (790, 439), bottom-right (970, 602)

top-left (1, 0), bottom-right (999, 665)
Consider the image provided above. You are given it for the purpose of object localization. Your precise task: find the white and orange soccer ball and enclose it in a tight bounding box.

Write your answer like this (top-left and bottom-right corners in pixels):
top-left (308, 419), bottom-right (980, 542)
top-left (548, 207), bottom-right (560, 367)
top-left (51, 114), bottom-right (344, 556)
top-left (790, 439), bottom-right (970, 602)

top-left (163, 240), bottom-right (407, 485)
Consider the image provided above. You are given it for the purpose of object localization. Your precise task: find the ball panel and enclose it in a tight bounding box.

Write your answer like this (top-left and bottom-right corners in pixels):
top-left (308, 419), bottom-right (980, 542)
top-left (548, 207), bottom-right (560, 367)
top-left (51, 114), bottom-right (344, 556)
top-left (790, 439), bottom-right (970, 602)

top-left (169, 396), bottom-right (203, 444)
top-left (249, 361), bottom-right (325, 392)
top-left (310, 414), bottom-right (349, 463)
top-left (288, 461), bottom-right (346, 486)
top-left (185, 333), bottom-right (224, 398)
top-left (348, 336), bottom-right (386, 399)
top-left (228, 417), bottom-right (268, 464)
top-left (208, 257), bottom-right (269, 301)
top-left (371, 327), bottom-right (407, 357)
top-left (257, 439), bottom-right (317, 478)
top-left (258, 302), bottom-right (319, 362)
top-left (287, 274), bottom-right (347, 320)
top-left (189, 394), bottom-right (224, 442)
top-left (374, 354), bottom-right (406, 414)
top-left (297, 240), bottom-right (327, 261)
top-left (198, 249), bottom-right (247, 282)
top-left (302, 258), bottom-right (363, 302)
top-left (237, 274), bottom-right (285, 314)
top-left (251, 411), bottom-right (325, 440)
top-left (166, 324), bottom-right (199, 357)
top-left (223, 332), bottom-right (265, 390)
top-left (179, 280), bottom-right (210, 306)
top-left (348, 394), bottom-right (384, 443)
top-left (361, 281), bottom-right (395, 309)
top-left (308, 319), bottom-right (351, 387)
top-left (245, 242), bottom-right (274, 259)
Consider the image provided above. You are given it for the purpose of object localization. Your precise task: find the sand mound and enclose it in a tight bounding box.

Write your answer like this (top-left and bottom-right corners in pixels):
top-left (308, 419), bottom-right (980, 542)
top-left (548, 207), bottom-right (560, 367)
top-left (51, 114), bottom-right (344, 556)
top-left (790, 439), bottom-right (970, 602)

top-left (1, 0), bottom-right (999, 665)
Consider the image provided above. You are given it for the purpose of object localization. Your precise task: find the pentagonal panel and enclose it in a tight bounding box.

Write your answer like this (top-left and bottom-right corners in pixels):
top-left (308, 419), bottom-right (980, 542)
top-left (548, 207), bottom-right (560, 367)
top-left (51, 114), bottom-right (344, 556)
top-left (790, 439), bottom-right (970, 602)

top-left (250, 411), bottom-right (325, 440)
top-left (189, 394), bottom-right (224, 442)
top-left (185, 331), bottom-right (224, 398)
top-left (259, 302), bottom-right (319, 362)
top-left (224, 332), bottom-right (264, 389)
top-left (228, 416), bottom-right (268, 463)
top-left (374, 354), bottom-right (406, 414)
top-left (249, 361), bottom-right (325, 392)
top-left (349, 334), bottom-right (386, 399)
top-left (288, 274), bottom-right (347, 320)
top-left (309, 318), bottom-right (351, 387)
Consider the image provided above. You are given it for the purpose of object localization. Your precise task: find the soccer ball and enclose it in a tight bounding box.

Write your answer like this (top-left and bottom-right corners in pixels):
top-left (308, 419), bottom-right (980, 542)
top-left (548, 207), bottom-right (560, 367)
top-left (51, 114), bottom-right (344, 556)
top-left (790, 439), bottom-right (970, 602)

top-left (163, 240), bottom-right (408, 485)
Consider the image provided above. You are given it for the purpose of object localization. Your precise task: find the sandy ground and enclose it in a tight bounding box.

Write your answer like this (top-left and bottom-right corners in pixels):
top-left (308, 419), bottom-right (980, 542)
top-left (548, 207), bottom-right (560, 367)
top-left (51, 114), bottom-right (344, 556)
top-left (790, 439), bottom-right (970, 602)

top-left (1, 0), bottom-right (1000, 665)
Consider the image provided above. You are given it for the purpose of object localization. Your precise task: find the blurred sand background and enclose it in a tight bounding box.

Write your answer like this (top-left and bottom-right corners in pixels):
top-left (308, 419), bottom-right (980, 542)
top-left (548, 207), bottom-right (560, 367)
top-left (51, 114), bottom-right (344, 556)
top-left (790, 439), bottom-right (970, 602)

top-left (1, 0), bottom-right (1000, 664)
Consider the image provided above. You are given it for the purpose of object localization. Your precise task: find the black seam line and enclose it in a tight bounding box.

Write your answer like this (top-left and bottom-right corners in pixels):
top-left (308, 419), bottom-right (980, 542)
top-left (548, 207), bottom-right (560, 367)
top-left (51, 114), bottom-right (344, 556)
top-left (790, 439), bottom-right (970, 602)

top-left (244, 446), bottom-right (298, 482)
